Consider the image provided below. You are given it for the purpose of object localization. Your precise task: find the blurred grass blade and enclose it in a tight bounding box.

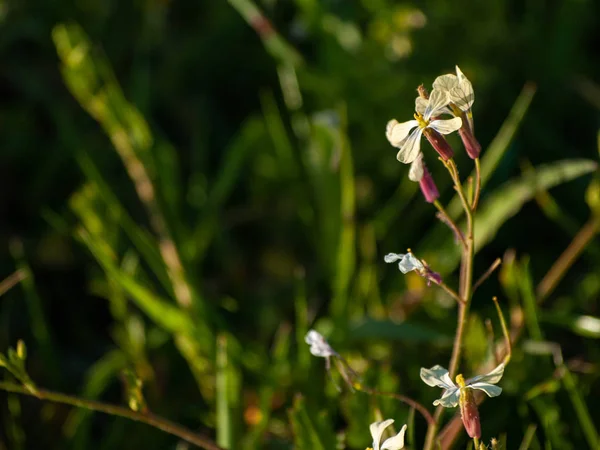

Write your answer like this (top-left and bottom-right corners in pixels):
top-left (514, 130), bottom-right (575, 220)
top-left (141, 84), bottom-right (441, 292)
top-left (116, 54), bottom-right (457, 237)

top-left (518, 424), bottom-right (538, 450)
top-left (330, 105), bottom-right (356, 322)
top-left (288, 395), bottom-right (335, 450)
top-left (77, 230), bottom-right (196, 337)
top-left (349, 318), bottom-right (450, 344)
top-left (517, 258), bottom-right (544, 341)
top-left (560, 366), bottom-right (600, 448)
top-left (216, 334), bottom-right (232, 449)
top-left (10, 243), bottom-right (59, 383)
top-left (227, 0), bottom-right (303, 67)
top-left (63, 350), bottom-right (127, 448)
top-left (76, 153), bottom-right (174, 295)
top-left (540, 313), bottom-right (600, 338)
top-left (447, 83), bottom-right (537, 218)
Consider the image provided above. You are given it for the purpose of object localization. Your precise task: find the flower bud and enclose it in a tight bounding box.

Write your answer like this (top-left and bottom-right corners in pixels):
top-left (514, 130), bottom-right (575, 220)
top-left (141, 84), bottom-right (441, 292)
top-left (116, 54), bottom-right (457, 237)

top-left (458, 124), bottom-right (481, 159)
top-left (419, 166), bottom-right (439, 203)
top-left (423, 128), bottom-right (454, 161)
top-left (457, 374), bottom-right (481, 439)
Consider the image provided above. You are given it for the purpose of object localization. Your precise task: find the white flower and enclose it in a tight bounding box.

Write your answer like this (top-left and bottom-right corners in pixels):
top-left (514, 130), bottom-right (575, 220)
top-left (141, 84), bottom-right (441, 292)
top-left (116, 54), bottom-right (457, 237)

top-left (369, 419), bottom-right (407, 450)
top-left (408, 153), bottom-right (424, 182)
top-left (420, 364), bottom-right (505, 407)
top-left (432, 65), bottom-right (474, 113)
top-left (384, 252), bottom-right (424, 274)
top-left (304, 330), bottom-right (338, 358)
top-left (386, 89), bottom-right (462, 164)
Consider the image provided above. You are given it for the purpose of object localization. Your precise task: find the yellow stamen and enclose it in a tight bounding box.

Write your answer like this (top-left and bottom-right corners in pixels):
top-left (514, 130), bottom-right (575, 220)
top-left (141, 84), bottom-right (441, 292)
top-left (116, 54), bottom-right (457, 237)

top-left (455, 373), bottom-right (466, 388)
top-left (413, 112), bottom-right (428, 128)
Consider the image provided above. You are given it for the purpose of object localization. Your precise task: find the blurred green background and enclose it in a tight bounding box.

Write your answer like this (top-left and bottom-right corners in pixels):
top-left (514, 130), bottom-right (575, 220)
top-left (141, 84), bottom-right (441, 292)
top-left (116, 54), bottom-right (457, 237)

top-left (1, 0), bottom-right (600, 448)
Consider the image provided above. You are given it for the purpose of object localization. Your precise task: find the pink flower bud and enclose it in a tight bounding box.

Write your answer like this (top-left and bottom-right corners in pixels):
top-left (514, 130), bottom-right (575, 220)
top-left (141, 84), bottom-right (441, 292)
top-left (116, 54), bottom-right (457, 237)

top-left (423, 128), bottom-right (454, 161)
top-left (419, 166), bottom-right (439, 203)
top-left (458, 382), bottom-right (481, 439)
top-left (458, 125), bottom-right (481, 159)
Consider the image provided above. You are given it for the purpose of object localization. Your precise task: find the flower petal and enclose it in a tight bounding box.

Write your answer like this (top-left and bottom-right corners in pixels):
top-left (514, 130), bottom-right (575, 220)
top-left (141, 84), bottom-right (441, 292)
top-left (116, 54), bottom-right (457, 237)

top-left (424, 90), bottom-right (449, 120)
top-left (408, 153), bottom-right (424, 182)
top-left (432, 73), bottom-right (458, 92)
top-left (304, 330), bottom-right (337, 357)
top-left (451, 66), bottom-right (475, 111)
top-left (467, 363), bottom-right (505, 385)
top-left (420, 365), bottom-right (456, 389)
top-left (468, 382), bottom-right (502, 398)
top-left (396, 128), bottom-right (423, 164)
top-left (370, 419), bottom-right (395, 450)
top-left (384, 253), bottom-right (404, 263)
top-left (433, 387), bottom-right (460, 407)
top-left (381, 424), bottom-right (407, 450)
top-left (415, 97), bottom-right (428, 115)
top-left (397, 253), bottom-right (424, 274)
top-left (428, 117), bottom-right (462, 135)
top-left (386, 119), bottom-right (419, 147)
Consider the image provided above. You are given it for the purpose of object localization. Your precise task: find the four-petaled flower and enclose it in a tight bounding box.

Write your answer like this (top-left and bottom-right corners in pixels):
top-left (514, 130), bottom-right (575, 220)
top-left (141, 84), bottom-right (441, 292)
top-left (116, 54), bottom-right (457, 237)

top-left (419, 363), bottom-right (505, 407)
top-left (367, 419), bottom-right (407, 450)
top-left (304, 330), bottom-right (338, 358)
top-left (386, 89), bottom-right (462, 164)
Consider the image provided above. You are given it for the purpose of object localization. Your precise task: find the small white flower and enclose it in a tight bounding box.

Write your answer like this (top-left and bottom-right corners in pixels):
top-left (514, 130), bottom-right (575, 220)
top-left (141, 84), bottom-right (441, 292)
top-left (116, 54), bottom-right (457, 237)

top-left (304, 330), bottom-right (338, 358)
top-left (386, 89), bottom-right (462, 164)
top-left (369, 419), bottom-right (407, 450)
top-left (420, 363), bottom-right (505, 407)
top-left (432, 65), bottom-right (475, 113)
top-left (384, 252), bottom-right (424, 274)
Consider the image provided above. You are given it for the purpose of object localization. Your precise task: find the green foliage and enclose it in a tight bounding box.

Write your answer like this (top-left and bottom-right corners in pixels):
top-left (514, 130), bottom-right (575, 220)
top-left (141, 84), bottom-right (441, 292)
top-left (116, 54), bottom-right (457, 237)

top-left (1, 0), bottom-right (600, 449)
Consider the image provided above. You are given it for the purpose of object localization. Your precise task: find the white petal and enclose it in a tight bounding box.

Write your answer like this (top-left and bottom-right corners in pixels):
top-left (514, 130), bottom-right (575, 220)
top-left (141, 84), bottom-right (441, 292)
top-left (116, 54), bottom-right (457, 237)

top-left (420, 365), bottom-right (456, 389)
top-left (397, 253), bottom-right (424, 274)
top-left (304, 330), bottom-right (337, 357)
top-left (468, 383), bottom-right (502, 398)
top-left (432, 73), bottom-right (458, 92)
top-left (415, 96), bottom-right (428, 115)
top-left (384, 253), bottom-right (404, 263)
top-left (428, 117), bottom-right (462, 135)
top-left (408, 153), bottom-right (424, 182)
top-left (451, 66), bottom-right (475, 111)
top-left (386, 119), bottom-right (419, 147)
top-left (467, 363), bottom-right (505, 385)
top-left (370, 419), bottom-right (395, 450)
top-left (433, 387), bottom-right (460, 407)
top-left (396, 128), bottom-right (423, 164)
top-left (381, 424), bottom-right (407, 450)
top-left (424, 89), bottom-right (449, 120)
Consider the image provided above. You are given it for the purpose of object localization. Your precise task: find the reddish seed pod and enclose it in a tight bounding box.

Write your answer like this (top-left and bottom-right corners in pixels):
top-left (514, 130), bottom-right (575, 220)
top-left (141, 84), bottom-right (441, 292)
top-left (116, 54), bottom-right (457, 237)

top-left (459, 125), bottom-right (481, 159)
top-left (423, 128), bottom-right (454, 161)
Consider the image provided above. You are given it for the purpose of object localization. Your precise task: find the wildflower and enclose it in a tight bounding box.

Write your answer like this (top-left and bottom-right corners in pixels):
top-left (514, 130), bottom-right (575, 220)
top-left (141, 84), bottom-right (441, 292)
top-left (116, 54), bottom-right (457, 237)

top-left (386, 89), bottom-right (462, 163)
top-left (419, 363), bottom-right (504, 407)
top-left (367, 419), bottom-right (407, 450)
top-left (430, 66), bottom-right (481, 159)
top-left (409, 154), bottom-right (439, 203)
top-left (384, 251), bottom-right (442, 285)
top-left (304, 330), bottom-right (338, 358)
top-left (420, 364), bottom-right (505, 439)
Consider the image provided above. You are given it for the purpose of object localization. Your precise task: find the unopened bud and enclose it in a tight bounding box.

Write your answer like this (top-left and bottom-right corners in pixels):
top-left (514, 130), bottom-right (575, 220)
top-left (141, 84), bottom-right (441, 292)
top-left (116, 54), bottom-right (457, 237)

top-left (419, 166), bottom-right (439, 203)
top-left (458, 124), bottom-right (481, 159)
top-left (457, 374), bottom-right (481, 439)
top-left (423, 128), bottom-right (454, 161)
top-left (17, 340), bottom-right (27, 360)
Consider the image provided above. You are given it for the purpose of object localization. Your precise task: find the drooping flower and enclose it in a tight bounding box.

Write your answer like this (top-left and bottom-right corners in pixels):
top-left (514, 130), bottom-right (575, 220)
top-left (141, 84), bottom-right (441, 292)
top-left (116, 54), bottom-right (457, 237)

top-left (428, 66), bottom-right (481, 159)
top-left (432, 66), bottom-right (474, 114)
top-left (304, 330), bottom-right (338, 358)
top-left (386, 89), bottom-right (462, 163)
top-left (419, 363), bottom-right (504, 408)
top-left (384, 251), bottom-right (442, 285)
top-left (367, 419), bottom-right (407, 450)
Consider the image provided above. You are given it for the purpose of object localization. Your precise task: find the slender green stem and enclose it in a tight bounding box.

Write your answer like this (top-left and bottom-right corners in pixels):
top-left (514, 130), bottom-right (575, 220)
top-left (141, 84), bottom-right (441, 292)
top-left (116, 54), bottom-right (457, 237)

top-left (434, 200), bottom-right (466, 247)
top-left (0, 381), bottom-right (223, 450)
top-left (424, 158), bottom-right (478, 450)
